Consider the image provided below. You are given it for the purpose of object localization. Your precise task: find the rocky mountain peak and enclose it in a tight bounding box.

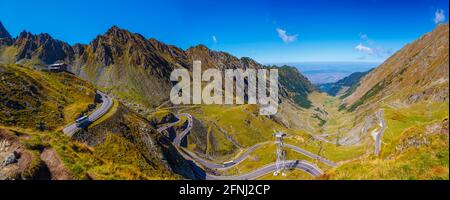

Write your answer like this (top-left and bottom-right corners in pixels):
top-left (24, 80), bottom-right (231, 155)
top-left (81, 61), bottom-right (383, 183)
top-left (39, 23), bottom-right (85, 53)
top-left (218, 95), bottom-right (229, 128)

top-left (89, 26), bottom-right (157, 67)
top-left (186, 44), bottom-right (242, 70)
top-left (147, 38), bottom-right (189, 68)
top-left (189, 44), bottom-right (209, 51)
top-left (14, 31), bottom-right (74, 64)
top-left (240, 57), bottom-right (261, 69)
top-left (17, 30), bottom-right (31, 39)
top-left (102, 25), bottom-right (146, 43)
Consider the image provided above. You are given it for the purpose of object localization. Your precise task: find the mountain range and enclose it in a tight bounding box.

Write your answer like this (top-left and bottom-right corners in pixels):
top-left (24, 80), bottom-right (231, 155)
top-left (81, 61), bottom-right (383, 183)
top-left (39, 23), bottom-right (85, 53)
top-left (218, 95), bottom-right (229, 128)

top-left (0, 21), bottom-right (448, 180)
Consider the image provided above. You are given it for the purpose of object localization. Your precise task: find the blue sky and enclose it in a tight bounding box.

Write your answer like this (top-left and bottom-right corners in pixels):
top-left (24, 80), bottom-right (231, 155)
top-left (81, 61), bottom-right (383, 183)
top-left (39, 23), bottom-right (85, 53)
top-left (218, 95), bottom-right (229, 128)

top-left (1, 0), bottom-right (448, 64)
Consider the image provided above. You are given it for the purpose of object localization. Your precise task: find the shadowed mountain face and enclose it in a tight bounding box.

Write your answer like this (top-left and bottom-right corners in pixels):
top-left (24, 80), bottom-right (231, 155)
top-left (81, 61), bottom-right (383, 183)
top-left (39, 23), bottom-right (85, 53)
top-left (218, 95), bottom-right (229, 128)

top-left (0, 21), bottom-right (13, 46)
top-left (343, 23), bottom-right (449, 111)
top-left (276, 65), bottom-right (316, 108)
top-left (0, 21), bottom-right (11, 39)
top-left (318, 70), bottom-right (370, 96)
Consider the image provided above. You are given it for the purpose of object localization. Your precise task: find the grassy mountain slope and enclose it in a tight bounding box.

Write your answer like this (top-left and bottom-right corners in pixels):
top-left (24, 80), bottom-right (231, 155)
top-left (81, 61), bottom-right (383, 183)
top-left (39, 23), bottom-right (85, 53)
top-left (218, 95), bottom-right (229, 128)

top-left (71, 103), bottom-right (188, 180)
top-left (73, 26), bottom-right (176, 109)
top-left (1, 23), bottom-right (319, 179)
top-left (318, 70), bottom-right (370, 96)
top-left (276, 65), bottom-right (316, 108)
top-left (326, 24), bottom-right (449, 179)
top-left (2, 21), bottom-right (447, 180)
top-left (0, 64), bottom-right (96, 130)
top-left (330, 103), bottom-right (448, 179)
top-left (343, 24), bottom-right (449, 112)
top-left (0, 64), bottom-right (183, 180)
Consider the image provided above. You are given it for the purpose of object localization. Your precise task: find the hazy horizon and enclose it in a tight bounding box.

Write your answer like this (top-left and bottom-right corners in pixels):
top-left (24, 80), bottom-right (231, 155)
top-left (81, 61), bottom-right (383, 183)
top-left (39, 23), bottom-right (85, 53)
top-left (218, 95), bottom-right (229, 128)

top-left (270, 61), bottom-right (380, 84)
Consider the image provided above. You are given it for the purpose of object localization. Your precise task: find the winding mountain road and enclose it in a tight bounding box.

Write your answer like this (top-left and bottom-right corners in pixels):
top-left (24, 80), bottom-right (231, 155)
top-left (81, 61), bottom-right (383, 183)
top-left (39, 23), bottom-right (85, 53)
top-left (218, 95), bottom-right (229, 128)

top-left (285, 144), bottom-right (337, 167)
top-left (205, 160), bottom-right (324, 180)
top-left (374, 109), bottom-right (386, 156)
top-left (172, 113), bottom-right (193, 146)
top-left (157, 115), bottom-right (181, 133)
top-left (158, 113), bottom-right (337, 179)
top-left (62, 91), bottom-right (113, 137)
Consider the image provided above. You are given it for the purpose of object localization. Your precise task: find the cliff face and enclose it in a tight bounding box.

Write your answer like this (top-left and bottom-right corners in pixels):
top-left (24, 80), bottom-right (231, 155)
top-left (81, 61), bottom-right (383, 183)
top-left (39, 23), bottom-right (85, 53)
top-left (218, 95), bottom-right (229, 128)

top-left (343, 24), bottom-right (449, 111)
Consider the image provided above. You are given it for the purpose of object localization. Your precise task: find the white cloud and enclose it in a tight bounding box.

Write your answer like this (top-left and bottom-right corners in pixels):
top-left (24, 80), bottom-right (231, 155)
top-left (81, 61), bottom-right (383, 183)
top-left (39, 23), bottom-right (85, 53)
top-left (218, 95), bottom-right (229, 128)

top-left (355, 43), bottom-right (373, 54)
top-left (212, 35), bottom-right (217, 44)
top-left (359, 32), bottom-right (369, 40)
top-left (434, 9), bottom-right (446, 24)
top-left (355, 32), bottom-right (394, 59)
top-left (359, 32), bottom-right (374, 45)
top-left (276, 28), bottom-right (298, 43)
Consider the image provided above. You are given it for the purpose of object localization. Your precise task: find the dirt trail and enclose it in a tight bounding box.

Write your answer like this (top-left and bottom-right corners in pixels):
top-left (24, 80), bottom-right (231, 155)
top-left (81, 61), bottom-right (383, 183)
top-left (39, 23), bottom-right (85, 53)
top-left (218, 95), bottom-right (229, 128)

top-left (40, 148), bottom-right (73, 180)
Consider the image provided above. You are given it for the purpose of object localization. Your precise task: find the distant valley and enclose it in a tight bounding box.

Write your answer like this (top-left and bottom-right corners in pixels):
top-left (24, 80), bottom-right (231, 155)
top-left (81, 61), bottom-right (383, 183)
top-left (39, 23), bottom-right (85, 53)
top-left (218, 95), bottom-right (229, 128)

top-left (271, 62), bottom-right (378, 84)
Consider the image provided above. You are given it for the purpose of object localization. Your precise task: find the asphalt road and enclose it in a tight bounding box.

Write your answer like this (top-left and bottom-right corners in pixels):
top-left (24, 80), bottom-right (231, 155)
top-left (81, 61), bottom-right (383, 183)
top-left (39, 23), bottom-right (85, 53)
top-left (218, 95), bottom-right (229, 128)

top-left (157, 116), bottom-right (181, 133)
top-left (173, 113), bottom-right (193, 146)
top-left (285, 144), bottom-right (337, 167)
top-left (169, 113), bottom-right (337, 168)
top-left (374, 109), bottom-right (386, 156)
top-left (182, 142), bottom-right (268, 170)
top-left (205, 160), bottom-right (324, 180)
top-left (157, 113), bottom-right (334, 179)
top-left (62, 91), bottom-right (113, 137)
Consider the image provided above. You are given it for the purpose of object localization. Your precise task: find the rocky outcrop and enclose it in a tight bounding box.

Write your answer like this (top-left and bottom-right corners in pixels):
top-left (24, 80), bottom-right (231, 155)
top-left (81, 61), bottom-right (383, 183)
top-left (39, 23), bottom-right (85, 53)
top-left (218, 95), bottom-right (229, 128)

top-left (186, 44), bottom-right (246, 70)
top-left (148, 38), bottom-right (189, 68)
top-left (0, 129), bottom-right (50, 180)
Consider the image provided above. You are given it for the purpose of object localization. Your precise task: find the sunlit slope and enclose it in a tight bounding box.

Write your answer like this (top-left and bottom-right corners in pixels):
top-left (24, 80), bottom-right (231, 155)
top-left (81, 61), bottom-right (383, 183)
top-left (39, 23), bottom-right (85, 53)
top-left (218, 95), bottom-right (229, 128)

top-left (0, 64), bottom-right (184, 180)
top-left (0, 64), bottom-right (96, 130)
top-left (329, 102), bottom-right (448, 179)
top-left (343, 24), bottom-right (449, 111)
top-left (326, 24), bottom-right (449, 180)
top-left (71, 103), bottom-right (185, 180)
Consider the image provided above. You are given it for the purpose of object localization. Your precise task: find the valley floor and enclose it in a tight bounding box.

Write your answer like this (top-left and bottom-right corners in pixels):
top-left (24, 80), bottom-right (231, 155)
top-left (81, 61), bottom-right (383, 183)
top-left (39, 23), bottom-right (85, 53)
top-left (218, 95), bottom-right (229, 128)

top-left (152, 91), bottom-right (448, 180)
